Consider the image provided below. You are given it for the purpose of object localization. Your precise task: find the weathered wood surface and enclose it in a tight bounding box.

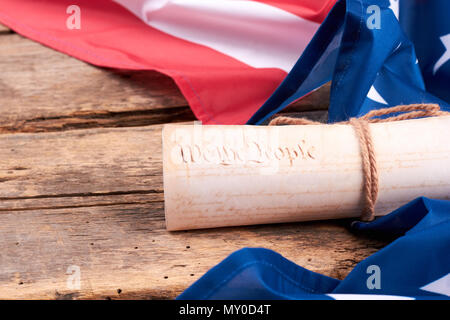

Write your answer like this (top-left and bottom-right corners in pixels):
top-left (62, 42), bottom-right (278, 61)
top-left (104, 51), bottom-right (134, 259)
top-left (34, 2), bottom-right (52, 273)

top-left (0, 32), bottom-right (329, 134)
top-left (0, 33), bottom-right (193, 134)
top-left (0, 30), bottom-right (387, 300)
top-left (0, 126), bottom-right (387, 299)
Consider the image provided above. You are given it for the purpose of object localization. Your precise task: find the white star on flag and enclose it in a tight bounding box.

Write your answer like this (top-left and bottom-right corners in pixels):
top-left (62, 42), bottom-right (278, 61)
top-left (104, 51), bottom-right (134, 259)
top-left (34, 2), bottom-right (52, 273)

top-left (389, 0), bottom-right (399, 20)
top-left (367, 85), bottom-right (388, 105)
top-left (433, 34), bottom-right (450, 75)
top-left (420, 273), bottom-right (450, 297)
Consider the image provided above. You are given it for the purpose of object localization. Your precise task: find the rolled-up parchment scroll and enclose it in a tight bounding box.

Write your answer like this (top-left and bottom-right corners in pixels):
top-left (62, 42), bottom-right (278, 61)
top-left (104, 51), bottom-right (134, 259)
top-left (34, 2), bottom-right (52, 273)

top-left (162, 116), bottom-right (450, 230)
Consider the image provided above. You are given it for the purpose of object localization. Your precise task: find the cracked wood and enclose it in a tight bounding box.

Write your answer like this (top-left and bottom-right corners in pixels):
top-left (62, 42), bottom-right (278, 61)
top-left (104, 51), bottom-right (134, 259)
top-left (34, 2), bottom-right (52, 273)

top-left (0, 33), bottom-right (193, 133)
top-left (0, 33), bottom-right (329, 134)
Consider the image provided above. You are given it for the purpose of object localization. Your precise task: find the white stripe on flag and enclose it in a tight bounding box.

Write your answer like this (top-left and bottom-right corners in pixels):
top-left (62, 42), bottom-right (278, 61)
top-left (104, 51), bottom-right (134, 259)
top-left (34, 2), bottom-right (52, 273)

top-left (114, 0), bottom-right (319, 72)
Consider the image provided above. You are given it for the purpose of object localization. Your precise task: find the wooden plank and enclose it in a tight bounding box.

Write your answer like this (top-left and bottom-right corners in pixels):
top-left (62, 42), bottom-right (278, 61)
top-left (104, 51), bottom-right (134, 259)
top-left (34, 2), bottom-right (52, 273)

top-left (0, 126), bottom-right (164, 205)
top-left (0, 34), bottom-right (194, 134)
top-left (0, 125), bottom-right (387, 299)
top-left (0, 34), bottom-right (328, 133)
top-left (0, 205), bottom-right (386, 300)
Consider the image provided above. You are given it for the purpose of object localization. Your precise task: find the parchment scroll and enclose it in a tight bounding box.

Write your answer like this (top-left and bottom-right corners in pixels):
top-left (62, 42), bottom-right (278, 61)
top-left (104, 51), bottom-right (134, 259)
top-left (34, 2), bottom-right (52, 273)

top-left (163, 117), bottom-right (450, 230)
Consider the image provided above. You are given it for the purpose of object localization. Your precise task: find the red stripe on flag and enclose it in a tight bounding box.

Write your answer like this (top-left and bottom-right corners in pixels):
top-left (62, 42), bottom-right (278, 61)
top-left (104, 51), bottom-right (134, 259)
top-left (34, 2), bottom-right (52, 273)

top-left (257, 0), bottom-right (337, 23)
top-left (0, 0), bottom-right (335, 124)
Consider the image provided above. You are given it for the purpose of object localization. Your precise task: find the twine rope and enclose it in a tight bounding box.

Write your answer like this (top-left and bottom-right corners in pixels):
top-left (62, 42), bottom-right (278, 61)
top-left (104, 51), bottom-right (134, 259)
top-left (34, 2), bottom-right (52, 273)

top-left (269, 104), bottom-right (450, 222)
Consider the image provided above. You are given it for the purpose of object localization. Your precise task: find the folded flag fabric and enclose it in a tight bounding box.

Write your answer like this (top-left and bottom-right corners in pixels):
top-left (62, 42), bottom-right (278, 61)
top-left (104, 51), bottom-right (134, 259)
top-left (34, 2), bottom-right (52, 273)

top-left (400, 0), bottom-right (450, 104)
top-left (0, 0), bottom-right (336, 124)
top-left (248, 0), bottom-right (450, 124)
top-left (178, 0), bottom-right (450, 300)
top-left (178, 197), bottom-right (450, 300)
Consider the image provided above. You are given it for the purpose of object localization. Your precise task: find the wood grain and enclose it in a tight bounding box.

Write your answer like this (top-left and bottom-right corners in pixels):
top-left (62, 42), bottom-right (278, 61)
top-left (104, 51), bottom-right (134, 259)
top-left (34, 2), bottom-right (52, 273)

top-left (0, 33), bottom-right (194, 134)
top-left (0, 125), bottom-right (388, 299)
top-left (0, 30), bottom-right (381, 300)
top-left (0, 33), bottom-right (329, 134)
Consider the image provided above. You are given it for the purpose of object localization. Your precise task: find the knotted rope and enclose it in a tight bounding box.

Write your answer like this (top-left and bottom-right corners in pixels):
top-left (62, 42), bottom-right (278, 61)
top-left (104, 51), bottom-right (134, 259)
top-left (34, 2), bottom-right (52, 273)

top-left (269, 104), bottom-right (450, 222)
